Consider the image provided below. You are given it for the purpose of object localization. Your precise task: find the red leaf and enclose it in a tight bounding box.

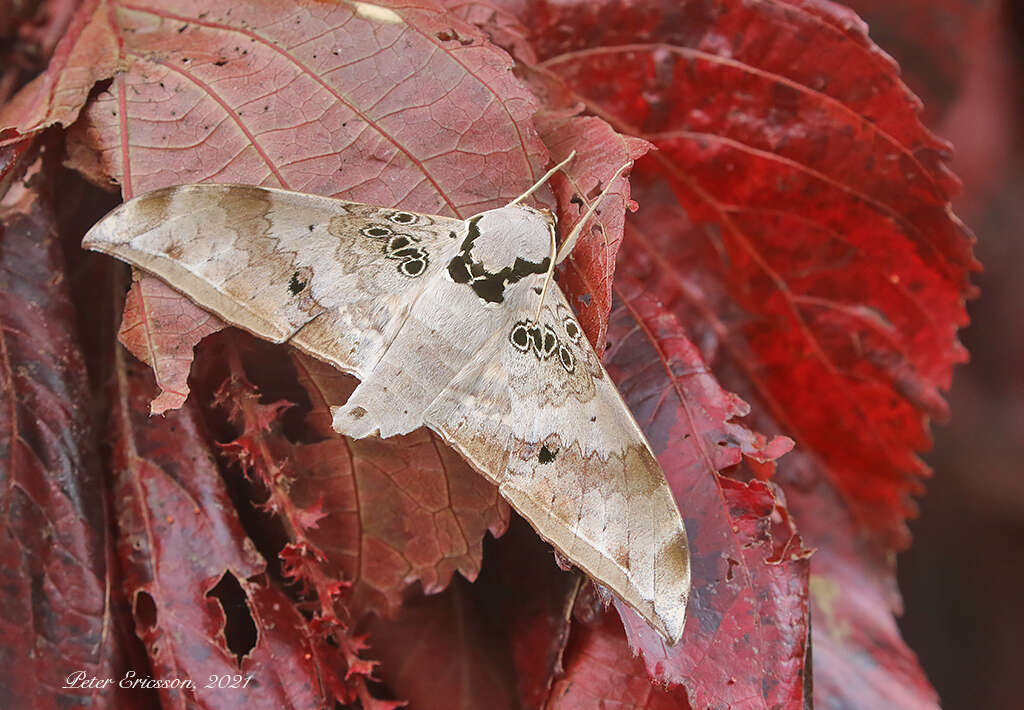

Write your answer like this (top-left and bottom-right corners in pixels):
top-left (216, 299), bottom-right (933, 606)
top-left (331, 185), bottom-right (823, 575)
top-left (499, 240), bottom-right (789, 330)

top-left (535, 113), bottom-right (650, 350)
top-left (474, 515), bottom-right (581, 709)
top-left (55, 0), bottom-right (551, 203)
top-left (109, 347), bottom-right (382, 707)
top-left (365, 516), bottom-right (580, 710)
top-left (0, 0), bottom-right (119, 138)
top-left (548, 610), bottom-right (693, 710)
top-left (512, 0), bottom-right (976, 549)
top-left (368, 577), bottom-right (521, 709)
top-left (0, 169), bottom-right (145, 709)
top-left (207, 339), bottom-right (510, 617)
top-left (118, 272), bottom-right (224, 414)
top-left (615, 187), bottom-right (949, 706)
top-left (782, 446), bottom-right (940, 709)
top-left (586, 276), bottom-right (808, 707)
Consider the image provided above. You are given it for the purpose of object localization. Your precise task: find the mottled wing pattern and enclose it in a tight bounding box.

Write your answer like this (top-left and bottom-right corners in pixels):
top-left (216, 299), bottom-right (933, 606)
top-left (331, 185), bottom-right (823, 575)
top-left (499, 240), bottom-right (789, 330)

top-left (83, 184), bottom-right (464, 379)
top-left (424, 283), bottom-right (690, 643)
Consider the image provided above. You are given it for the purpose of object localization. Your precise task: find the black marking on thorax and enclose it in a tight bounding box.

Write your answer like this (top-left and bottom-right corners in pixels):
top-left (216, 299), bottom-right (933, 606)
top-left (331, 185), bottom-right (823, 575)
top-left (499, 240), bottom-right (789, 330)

top-left (447, 216), bottom-right (550, 304)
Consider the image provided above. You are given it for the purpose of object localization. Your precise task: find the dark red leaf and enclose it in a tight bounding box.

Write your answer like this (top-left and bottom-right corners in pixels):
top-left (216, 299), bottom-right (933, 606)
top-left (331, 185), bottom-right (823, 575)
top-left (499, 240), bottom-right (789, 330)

top-left (0, 169), bottom-right (145, 709)
top-left (582, 276), bottom-right (808, 707)
top-left (615, 183), bottom-right (949, 707)
top-left (781, 447), bottom-right (939, 709)
top-left (472, 515), bottom-right (581, 709)
top-left (109, 346), bottom-right (375, 707)
top-left (548, 609), bottom-right (693, 710)
top-left (368, 576), bottom-right (520, 709)
top-left (513, 0), bottom-right (976, 549)
top-left (367, 516), bottom-right (580, 710)
top-left (242, 347), bottom-right (511, 616)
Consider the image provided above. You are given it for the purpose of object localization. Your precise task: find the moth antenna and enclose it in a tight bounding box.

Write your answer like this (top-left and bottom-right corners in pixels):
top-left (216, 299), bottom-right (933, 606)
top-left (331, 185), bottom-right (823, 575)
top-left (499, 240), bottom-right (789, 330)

top-left (555, 161), bottom-right (632, 265)
top-left (563, 171), bottom-right (614, 263)
top-left (534, 220), bottom-right (559, 322)
top-left (508, 150), bottom-right (577, 207)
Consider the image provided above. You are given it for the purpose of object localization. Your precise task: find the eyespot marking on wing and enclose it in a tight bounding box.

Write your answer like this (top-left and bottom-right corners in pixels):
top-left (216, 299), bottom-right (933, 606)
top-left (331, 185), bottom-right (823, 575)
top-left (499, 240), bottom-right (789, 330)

top-left (354, 224), bottom-right (430, 278)
top-left (387, 210), bottom-right (419, 225)
top-left (398, 255), bottom-right (428, 278)
top-left (557, 343), bottom-right (575, 373)
top-left (510, 321), bottom-right (532, 352)
top-left (361, 224), bottom-right (393, 238)
top-left (535, 325), bottom-right (557, 360)
top-left (509, 320), bottom-right (561, 361)
top-left (563, 316), bottom-right (581, 344)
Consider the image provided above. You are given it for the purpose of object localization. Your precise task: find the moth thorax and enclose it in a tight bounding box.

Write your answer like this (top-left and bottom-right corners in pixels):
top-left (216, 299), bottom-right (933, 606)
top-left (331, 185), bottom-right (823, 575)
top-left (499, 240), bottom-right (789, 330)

top-left (469, 205), bottom-right (554, 272)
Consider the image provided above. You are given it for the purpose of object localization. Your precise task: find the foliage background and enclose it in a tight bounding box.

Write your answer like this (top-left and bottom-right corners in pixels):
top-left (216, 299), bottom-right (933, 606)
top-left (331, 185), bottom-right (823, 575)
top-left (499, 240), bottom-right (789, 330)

top-left (0, 0), bottom-right (1020, 707)
top-left (892, 1), bottom-right (1024, 708)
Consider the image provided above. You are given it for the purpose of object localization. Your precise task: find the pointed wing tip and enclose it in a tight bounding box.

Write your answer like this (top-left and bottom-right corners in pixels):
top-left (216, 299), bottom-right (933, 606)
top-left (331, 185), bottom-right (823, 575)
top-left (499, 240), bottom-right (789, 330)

top-left (82, 198), bottom-right (144, 253)
top-left (659, 609), bottom-right (686, 646)
top-left (82, 222), bottom-right (122, 254)
top-left (640, 582), bottom-right (687, 646)
top-left (83, 183), bottom-right (209, 254)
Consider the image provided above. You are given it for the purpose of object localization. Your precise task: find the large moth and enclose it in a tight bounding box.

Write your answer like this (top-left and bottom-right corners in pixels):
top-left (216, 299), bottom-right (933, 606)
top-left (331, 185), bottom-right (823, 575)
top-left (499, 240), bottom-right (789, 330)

top-left (83, 157), bottom-right (691, 643)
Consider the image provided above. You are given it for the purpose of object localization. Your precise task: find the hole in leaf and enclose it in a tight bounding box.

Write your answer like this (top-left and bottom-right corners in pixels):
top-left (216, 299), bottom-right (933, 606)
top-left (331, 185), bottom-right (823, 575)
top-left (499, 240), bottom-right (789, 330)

top-left (207, 572), bottom-right (258, 664)
top-left (435, 29), bottom-right (472, 45)
top-left (725, 557), bottom-right (739, 582)
top-left (134, 590), bottom-right (158, 631)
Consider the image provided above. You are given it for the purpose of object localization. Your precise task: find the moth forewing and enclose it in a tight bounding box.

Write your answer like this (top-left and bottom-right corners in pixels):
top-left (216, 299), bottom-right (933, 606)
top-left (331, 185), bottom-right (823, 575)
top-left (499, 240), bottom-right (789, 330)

top-left (83, 178), bottom-right (691, 645)
top-left (82, 183), bottom-right (466, 380)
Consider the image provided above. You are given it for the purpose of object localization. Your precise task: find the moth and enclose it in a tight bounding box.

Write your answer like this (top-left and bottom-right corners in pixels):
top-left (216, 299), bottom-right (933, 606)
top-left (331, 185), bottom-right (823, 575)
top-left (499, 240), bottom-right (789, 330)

top-left (83, 154), bottom-right (691, 643)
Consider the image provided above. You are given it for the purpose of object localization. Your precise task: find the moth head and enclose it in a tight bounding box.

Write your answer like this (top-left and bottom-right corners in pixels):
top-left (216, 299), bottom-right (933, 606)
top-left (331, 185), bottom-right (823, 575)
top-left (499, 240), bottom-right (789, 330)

top-left (467, 205), bottom-right (554, 272)
top-left (448, 205), bottom-right (556, 303)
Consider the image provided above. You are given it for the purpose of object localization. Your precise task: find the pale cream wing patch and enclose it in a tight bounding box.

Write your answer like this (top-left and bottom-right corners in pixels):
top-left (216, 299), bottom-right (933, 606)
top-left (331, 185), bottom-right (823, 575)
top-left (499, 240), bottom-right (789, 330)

top-left (83, 184), bottom-right (464, 379)
top-left (424, 283), bottom-right (690, 644)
